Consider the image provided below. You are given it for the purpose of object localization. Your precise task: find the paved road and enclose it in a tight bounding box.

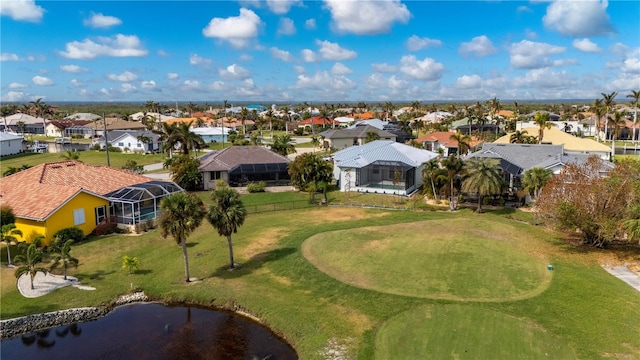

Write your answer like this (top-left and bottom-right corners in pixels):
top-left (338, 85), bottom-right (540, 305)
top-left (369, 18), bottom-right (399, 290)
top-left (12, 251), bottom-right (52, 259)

top-left (603, 265), bottom-right (640, 292)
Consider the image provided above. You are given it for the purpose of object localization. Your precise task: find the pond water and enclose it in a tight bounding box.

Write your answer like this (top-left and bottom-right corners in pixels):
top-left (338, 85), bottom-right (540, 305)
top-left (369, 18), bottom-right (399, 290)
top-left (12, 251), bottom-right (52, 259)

top-left (1, 303), bottom-right (297, 360)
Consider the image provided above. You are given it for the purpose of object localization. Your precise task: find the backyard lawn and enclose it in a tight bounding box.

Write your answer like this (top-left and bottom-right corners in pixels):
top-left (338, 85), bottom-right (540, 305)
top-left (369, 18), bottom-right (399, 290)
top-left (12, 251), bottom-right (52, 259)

top-left (0, 151), bottom-right (165, 172)
top-left (1, 203), bottom-right (639, 359)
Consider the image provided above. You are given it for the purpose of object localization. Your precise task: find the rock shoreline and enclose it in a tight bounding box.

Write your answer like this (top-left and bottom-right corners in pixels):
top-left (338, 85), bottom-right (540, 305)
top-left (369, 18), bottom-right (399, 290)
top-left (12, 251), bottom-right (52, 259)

top-left (0, 292), bottom-right (149, 340)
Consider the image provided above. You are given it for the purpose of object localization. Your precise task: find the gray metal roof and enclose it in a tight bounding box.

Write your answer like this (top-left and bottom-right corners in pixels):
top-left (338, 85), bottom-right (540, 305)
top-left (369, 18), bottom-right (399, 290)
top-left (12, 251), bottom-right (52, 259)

top-left (333, 140), bottom-right (438, 169)
top-left (319, 124), bottom-right (396, 140)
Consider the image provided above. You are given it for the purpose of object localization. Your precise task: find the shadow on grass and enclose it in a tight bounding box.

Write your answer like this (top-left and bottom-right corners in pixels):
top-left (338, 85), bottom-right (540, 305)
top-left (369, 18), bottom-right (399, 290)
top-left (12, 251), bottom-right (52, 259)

top-left (134, 269), bottom-right (153, 275)
top-left (209, 247), bottom-right (297, 279)
top-left (186, 242), bottom-right (199, 248)
top-left (76, 270), bottom-right (115, 281)
top-left (1, 303), bottom-right (60, 320)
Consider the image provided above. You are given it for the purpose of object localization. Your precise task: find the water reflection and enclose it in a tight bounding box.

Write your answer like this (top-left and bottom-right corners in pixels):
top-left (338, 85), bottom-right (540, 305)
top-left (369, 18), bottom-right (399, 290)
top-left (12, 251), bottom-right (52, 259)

top-left (2, 304), bottom-right (297, 360)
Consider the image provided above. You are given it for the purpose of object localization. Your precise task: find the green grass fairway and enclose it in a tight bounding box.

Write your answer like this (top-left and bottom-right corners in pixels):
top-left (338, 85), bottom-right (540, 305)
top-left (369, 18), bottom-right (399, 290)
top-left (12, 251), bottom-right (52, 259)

top-left (374, 304), bottom-right (576, 360)
top-left (302, 218), bottom-right (552, 301)
top-left (0, 151), bottom-right (165, 172)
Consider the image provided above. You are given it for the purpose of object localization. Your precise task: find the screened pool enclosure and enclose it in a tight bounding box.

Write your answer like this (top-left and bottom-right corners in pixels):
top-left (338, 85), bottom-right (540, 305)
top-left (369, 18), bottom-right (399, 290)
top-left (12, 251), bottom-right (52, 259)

top-left (105, 181), bottom-right (183, 226)
top-left (354, 161), bottom-right (415, 191)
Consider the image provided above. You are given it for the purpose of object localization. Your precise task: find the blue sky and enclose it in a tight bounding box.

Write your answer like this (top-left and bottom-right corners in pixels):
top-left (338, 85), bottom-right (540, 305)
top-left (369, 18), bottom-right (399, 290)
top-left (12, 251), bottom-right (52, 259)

top-left (1, 0), bottom-right (639, 103)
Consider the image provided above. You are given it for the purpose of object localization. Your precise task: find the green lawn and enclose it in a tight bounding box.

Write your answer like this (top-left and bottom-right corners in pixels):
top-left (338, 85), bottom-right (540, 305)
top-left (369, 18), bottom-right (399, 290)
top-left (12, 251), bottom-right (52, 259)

top-left (1, 206), bottom-right (638, 359)
top-left (0, 151), bottom-right (165, 173)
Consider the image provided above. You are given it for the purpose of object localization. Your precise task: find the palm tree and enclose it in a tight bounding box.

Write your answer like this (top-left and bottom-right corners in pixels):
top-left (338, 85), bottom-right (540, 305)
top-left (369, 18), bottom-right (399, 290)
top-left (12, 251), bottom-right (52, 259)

top-left (365, 132), bottom-right (381, 143)
top-left (608, 111), bottom-right (627, 141)
top-left (601, 92), bottom-right (618, 141)
top-left (626, 90), bottom-right (640, 142)
top-left (159, 192), bottom-right (206, 282)
top-left (510, 130), bottom-right (529, 144)
top-left (206, 184), bottom-right (247, 269)
top-left (174, 121), bottom-right (205, 155)
top-left (533, 112), bottom-right (552, 144)
top-left (310, 135), bottom-right (320, 152)
top-left (50, 238), bottom-right (78, 280)
top-left (239, 107), bottom-right (249, 135)
top-left (521, 167), bottom-right (553, 201)
top-left (461, 157), bottom-right (504, 213)
top-left (422, 158), bottom-right (440, 201)
top-left (487, 97), bottom-right (502, 135)
top-left (14, 243), bottom-right (48, 290)
top-left (16, 120), bottom-right (25, 136)
top-left (592, 99), bottom-right (605, 141)
top-left (270, 134), bottom-right (296, 156)
top-left (441, 155), bottom-right (463, 211)
top-left (61, 149), bottom-right (80, 161)
top-left (449, 131), bottom-right (471, 157)
top-left (1, 223), bottom-right (22, 267)
top-left (29, 98), bottom-right (53, 135)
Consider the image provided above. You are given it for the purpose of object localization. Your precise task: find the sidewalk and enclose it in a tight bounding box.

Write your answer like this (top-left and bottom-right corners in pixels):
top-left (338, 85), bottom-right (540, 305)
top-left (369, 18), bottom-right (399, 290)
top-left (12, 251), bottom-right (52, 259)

top-left (603, 265), bottom-right (640, 292)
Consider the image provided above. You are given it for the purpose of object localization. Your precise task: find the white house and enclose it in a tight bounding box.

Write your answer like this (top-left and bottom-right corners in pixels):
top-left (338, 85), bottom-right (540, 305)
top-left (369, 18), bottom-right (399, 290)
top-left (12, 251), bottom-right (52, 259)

top-left (332, 140), bottom-right (438, 196)
top-left (0, 132), bottom-right (25, 156)
top-left (95, 130), bottom-right (162, 153)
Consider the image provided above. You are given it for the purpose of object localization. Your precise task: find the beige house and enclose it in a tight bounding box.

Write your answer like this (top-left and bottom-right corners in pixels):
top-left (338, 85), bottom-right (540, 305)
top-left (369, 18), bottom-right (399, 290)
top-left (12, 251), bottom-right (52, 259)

top-left (319, 124), bottom-right (397, 150)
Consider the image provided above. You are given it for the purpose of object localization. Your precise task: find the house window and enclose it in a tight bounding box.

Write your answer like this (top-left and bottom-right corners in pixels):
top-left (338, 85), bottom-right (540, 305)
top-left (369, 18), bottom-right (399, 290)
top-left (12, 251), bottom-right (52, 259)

top-left (118, 142), bottom-right (124, 147)
top-left (95, 206), bottom-right (106, 225)
top-left (137, 143), bottom-right (142, 148)
top-left (73, 208), bottom-right (85, 226)
top-left (210, 171), bottom-right (221, 180)
top-left (372, 166), bottom-right (379, 175)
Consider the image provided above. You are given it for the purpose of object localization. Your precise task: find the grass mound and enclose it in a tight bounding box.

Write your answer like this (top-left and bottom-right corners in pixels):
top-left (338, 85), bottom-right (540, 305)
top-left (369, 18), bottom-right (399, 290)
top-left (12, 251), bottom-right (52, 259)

top-left (374, 304), bottom-right (576, 359)
top-left (302, 218), bottom-right (552, 301)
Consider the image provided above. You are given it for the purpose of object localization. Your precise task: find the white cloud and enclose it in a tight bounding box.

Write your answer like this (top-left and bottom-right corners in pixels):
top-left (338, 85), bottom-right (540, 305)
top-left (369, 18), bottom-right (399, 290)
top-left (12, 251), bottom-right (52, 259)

top-left (59, 34), bottom-right (148, 59)
top-left (209, 81), bottom-right (225, 92)
top-left (141, 80), bottom-right (156, 89)
top-left (509, 40), bottom-right (566, 69)
top-left (305, 18), bottom-right (316, 30)
top-left (189, 53), bottom-right (212, 66)
top-left (235, 79), bottom-right (263, 97)
top-left (406, 35), bottom-right (442, 51)
top-left (293, 65), bottom-right (306, 74)
top-left (459, 35), bottom-right (497, 58)
top-left (202, 8), bottom-right (262, 48)
top-left (301, 49), bottom-right (319, 62)
top-left (266, 0), bottom-right (301, 14)
top-left (107, 71), bottom-right (138, 82)
top-left (70, 79), bottom-right (83, 87)
top-left (525, 29), bottom-right (537, 40)
top-left (277, 17), bottom-right (296, 35)
top-left (372, 63), bottom-right (397, 73)
top-left (0, 53), bottom-right (19, 61)
top-left (32, 76), bottom-right (53, 86)
top-left (622, 57), bottom-right (640, 74)
top-left (323, 0), bottom-right (410, 35)
top-left (167, 72), bottom-right (179, 79)
top-left (294, 71), bottom-right (357, 94)
top-left (9, 82), bottom-right (26, 89)
top-left (517, 6), bottom-right (532, 13)
top-left (455, 74), bottom-right (482, 89)
top-left (60, 64), bottom-right (88, 73)
top-left (543, 0), bottom-right (613, 37)
top-left (1, 91), bottom-right (25, 102)
top-left (317, 40), bottom-right (357, 61)
top-left (0, 0), bottom-right (44, 22)
top-left (331, 62), bottom-right (352, 75)
top-left (219, 64), bottom-right (250, 79)
top-left (399, 55), bottom-right (445, 81)
top-left (83, 12), bottom-right (122, 29)
top-left (270, 47), bottom-right (293, 62)
top-left (158, 49), bottom-right (170, 57)
top-left (120, 83), bottom-right (137, 93)
top-left (239, 54), bottom-right (253, 61)
top-left (513, 68), bottom-right (576, 89)
top-left (100, 88), bottom-right (111, 97)
top-left (182, 80), bottom-right (201, 90)
top-left (572, 38), bottom-right (601, 53)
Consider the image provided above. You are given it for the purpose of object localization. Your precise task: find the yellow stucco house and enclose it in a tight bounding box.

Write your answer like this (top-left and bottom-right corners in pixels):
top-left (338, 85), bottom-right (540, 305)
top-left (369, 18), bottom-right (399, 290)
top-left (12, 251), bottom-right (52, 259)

top-left (0, 161), bottom-right (182, 245)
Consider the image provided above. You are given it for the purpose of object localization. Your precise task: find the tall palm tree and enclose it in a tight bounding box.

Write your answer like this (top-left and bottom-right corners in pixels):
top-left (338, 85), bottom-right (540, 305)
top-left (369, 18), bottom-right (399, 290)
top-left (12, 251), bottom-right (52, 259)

top-left (1, 223), bottom-right (22, 267)
top-left (174, 121), bottom-right (205, 155)
top-left (510, 130), bottom-right (529, 144)
top-left (270, 134), bottom-right (295, 156)
top-left (30, 98), bottom-right (52, 135)
top-left (521, 167), bottom-right (553, 200)
top-left (14, 243), bottom-right (48, 290)
top-left (601, 92), bottom-right (618, 141)
top-left (487, 97), bottom-right (502, 135)
top-left (450, 131), bottom-right (471, 157)
top-left (441, 155), bottom-right (463, 211)
top-left (50, 238), bottom-right (78, 280)
top-left (533, 112), bottom-right (552, 144)
top-left (626, 90), bottom-right (640, 142)
top-left (422, 158), bottom-right (440, 201)
top-left (239, 107), bottom-right (249, 135)
top-left (592, 99), bottom-right (605, 141)
top-left (608, 111), bottom-right (627, 141)
top-left (461, 158), bottom-right (504, 213)
top-left (159, 192), bottom-right (206, 282)
top-left (206, 184), bottom-right (247, 269)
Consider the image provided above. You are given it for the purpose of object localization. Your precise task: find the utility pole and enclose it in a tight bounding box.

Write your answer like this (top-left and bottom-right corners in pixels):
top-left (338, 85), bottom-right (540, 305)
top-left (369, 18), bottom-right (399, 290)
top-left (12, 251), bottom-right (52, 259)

top-left (103, 112), bottom-right (110, 166)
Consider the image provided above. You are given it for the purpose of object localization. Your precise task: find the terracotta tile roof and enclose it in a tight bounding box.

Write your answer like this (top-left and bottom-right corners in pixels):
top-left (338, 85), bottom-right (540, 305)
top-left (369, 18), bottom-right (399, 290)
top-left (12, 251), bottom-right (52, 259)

top-left (414, 131), bottom-right (483, 148)
top-left (299, 116), bottom-right (338, 126)
top-left (199, 146), bottom-right (290, 172)
top-left (0, 161), bottom-right (153, 220)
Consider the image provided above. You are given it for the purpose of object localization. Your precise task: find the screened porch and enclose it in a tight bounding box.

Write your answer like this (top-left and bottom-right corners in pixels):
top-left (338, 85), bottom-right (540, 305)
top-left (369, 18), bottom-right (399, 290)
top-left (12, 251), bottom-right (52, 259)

top-left (105, 181), bottom-right (183, 226)
top-left (354, 161), bottom-right (415, 192)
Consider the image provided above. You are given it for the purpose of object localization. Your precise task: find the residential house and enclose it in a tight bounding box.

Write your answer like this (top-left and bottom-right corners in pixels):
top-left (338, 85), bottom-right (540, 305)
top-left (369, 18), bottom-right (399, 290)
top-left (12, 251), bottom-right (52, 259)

top-left (495, 127), bottom-right (612, 160)
top-left (298, 116), bottom-right (339, 130)
top-left (89, 118), bottom-right (148, 137)
top-left (0, 132), bottom-right (25, 156)
top-left (199, 146), bottom-right (291, 189)
top-left (45, 120), bottom-right (92, 138)
top-left (0, 161), bottom-right (183, 244)
top-left (414, 131), bottom-right (483, 157)
top-left (319, 124), bottom-right (397, 150)
top-left (192, 127), bottom-right (230, 143)
top-left (332, 140), bottom-right (438, 196)
top-left (466, 143), bottom-right (614, 193)
top-left (64, 113), bottom-right (101, 121)
top-left (94, 130), bottom-right (162, 153)
top-left (1, 113), bottom-right (46, 134)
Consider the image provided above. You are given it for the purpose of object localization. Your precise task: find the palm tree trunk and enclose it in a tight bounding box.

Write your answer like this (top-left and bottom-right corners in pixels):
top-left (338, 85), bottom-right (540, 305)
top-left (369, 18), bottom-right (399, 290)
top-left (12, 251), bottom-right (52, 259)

top-left (30, 273), bottom-right (35, 290)
top-left (449, 179), bottom-right (455, 211)
top-left (181, 239), bottom-right (191, 282)
top-left (430, 179), bottom-right (438, 201)
top-left (6, 243), bottom-right (11, 266)
top-left (477, 196), bottom-right (483, 213)
top-left (226, 235), bottom-right (235, 269)
top-left (63, 263), bottom-right (67, 280)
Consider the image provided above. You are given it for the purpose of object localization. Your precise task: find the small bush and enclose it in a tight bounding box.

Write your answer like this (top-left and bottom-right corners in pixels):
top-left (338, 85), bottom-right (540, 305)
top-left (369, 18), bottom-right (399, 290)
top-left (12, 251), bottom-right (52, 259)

top-left (482, 197), bottom-right (491, 205)
top-left (246, 181), bottom-right (266, 193)
top-left (53, 227), bottom-right (85, 243)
